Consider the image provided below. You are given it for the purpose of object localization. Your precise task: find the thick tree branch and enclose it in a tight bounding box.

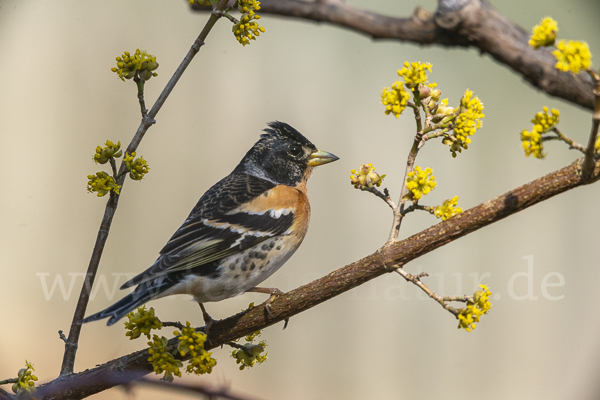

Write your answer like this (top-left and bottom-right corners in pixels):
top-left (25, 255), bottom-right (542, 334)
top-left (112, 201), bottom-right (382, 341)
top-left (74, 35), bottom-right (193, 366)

top-left (38, 156), bottom-right (600, 400)
top-left (191, 0), bottom-right (595, 110)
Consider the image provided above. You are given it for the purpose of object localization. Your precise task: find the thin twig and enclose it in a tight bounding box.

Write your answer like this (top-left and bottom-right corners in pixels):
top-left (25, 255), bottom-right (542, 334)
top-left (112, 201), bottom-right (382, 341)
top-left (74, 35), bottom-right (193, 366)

top-left (388, 100), bottom-right (424, 243)
top-left (59, 0), bottom-right (231, 377)
top-left (395, 269), bottom-right (459, 316)
top-left (550, 127), bottom-right (586, 153)
top-left (161, 321), bottom-right (185, 330)
top-left (581, 69), bottom-right (600, 179)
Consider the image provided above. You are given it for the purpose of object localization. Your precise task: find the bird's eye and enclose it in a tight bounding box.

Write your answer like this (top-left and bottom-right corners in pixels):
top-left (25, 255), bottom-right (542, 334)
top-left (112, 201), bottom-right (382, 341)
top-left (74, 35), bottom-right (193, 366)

top-left (289, 146), bottom-right (302, 157)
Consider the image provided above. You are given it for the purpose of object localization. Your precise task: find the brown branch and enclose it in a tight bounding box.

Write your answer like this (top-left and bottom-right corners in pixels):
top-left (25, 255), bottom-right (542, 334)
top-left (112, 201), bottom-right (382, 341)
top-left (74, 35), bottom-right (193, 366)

top-left (38, 155), bottom-right (600, 399)
top-left (191, 0), bottom-right (595, 110)
top-left (59, 0), bottom-right (231, 376)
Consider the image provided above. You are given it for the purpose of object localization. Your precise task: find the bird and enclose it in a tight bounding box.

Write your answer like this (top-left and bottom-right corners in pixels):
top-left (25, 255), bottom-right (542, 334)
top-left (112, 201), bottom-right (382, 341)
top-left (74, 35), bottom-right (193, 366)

top-left (80, 121), bottom-right (338, 326)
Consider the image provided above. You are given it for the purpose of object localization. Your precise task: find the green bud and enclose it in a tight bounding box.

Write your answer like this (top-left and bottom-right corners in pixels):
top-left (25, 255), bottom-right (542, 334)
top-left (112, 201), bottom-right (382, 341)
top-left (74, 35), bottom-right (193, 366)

top-left (430, 88), bottom-right (441, 101)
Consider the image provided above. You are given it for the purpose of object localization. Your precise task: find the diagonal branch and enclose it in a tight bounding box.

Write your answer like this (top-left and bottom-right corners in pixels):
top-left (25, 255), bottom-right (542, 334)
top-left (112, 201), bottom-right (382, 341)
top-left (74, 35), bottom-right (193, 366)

top-left (191, 0), bottom-right (595, 110)
top-left (59, 0), bottom-right (231, 377)
top-left (39, 155), bottom-right (599, 400)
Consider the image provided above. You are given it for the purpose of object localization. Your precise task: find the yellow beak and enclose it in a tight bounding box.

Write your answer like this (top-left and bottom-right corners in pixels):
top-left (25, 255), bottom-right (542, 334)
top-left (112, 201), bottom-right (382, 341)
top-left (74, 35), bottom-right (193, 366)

top-left (308, 149), bottom-right (339, 166)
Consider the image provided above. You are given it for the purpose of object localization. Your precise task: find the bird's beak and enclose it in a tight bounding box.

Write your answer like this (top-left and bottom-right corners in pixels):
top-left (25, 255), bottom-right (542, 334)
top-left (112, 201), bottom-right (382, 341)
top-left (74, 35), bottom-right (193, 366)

top-left (308, 149), bottom-right (339, 166)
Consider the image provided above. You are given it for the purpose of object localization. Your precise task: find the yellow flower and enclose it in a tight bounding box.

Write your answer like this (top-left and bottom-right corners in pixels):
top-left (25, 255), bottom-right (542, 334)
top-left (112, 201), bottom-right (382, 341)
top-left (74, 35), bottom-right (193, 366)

top-left (458, 285), bottom-right (492, 332)
top-left (455, 89), bottom-right (485, 142)
top-left (124, 152), bottom-right (150, 181)
top-left (233, 10), bottom-right (265, 46)
top-left (188, 0), bottom-right (211, 5)
top-left (553, 40), bottom-right (592, 74)
top-left (381, 82), bottom-right (410, 118)
top-left (529, 17), bottom-right (558, 49)
top-left (441, 89), bottom-right (484, 157)
top-left (231, 331), bottom-right (268, 370)
top-left (238, 0), bottom-right (261, 13)
top-left (124, 306), bottom-right (162, 340)
top-left (111, 49), bottom-right (159, 81)
top-left (11, 361), bottom-right (38, 397)
top-left (595, 136), bottom-right (600, 152)
top-left (521, 128), bottom-right (545, 159)
top-left (350, 163), bottom-right (386, 189)
top-left (531, 106), bottom-right (560, 133)
top-left (405, 166), bottom-right (436, 201)
top-left (93, 140), bottom-right (122, 164)
top-left (147, 335), bottom-right (183, 382)
top-left (434, 196), bottom-right (462, 221)
top-left (87, 171), bottom-right (121, 197)
top-left (397, 61), bottom-right (432, 88)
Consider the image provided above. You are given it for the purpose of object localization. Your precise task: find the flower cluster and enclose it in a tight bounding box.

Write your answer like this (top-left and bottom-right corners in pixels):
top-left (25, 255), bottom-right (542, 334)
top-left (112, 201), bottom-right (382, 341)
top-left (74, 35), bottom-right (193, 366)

top-left (124, 306), bottom-right (162, 340)
top-left (111, 49), bottom-right (159, 82)
top-left (434, 196), bottom-right (462, 221)
top-left (94, 140), bottom-right (122, 164)
top-left (529, 17), bottom-right (558, 49)
top-left (87, 171), bottom-right (121, 197)
top-left (11, 361), bottom-right (38, 397)
top-left (398, 61), bottom-right (432, 88)
top-left (350, 163), bottom-right (386, 189)
top-left (520, 107), bottom-right (560, 159)
top-left (233, 1), bottom-right (265, 46)
top-left (148, 335), bottom-right (183, 382)
top-left (231, 331), bottom-right (268, 370)
top-left (174, 322), bottom-right (216, 375)
top-left (443, 89), bottom-right (485, 158)
top-left (405, 166), bottom-right (436, 201)
top-left (124, 152), bottom-right (150, 181)
top-left (381, 82), bottom-right (411, 118)
top-left (529, 17), bottom-right (593, 74)
top-left (553, 40), bottom-right (592, 74)
top-left (380, 61), bottom-right (433, 118)
top-left (457, 285), bottom-right (492, 332)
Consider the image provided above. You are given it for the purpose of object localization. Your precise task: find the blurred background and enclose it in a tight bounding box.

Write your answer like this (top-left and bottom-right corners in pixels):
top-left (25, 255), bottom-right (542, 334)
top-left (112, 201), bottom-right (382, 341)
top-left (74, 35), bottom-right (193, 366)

top-left (1, 0), bottom-right (600, 399)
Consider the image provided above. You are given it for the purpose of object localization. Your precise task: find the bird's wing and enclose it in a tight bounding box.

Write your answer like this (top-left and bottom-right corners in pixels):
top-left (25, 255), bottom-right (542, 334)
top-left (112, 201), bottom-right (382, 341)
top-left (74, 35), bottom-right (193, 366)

top-left (121, 173), bottom-right (297, 289)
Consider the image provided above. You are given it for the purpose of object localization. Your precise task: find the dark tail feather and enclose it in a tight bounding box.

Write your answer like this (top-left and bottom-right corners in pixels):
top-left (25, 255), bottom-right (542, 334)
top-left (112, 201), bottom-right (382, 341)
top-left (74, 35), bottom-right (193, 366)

top-left (79, 278), bottom-right (174, 326)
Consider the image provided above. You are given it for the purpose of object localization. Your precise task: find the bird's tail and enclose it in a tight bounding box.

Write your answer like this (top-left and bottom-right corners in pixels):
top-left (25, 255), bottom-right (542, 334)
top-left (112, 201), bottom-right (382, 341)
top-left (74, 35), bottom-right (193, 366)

top-left (79, 277), bottom-right (174, 326)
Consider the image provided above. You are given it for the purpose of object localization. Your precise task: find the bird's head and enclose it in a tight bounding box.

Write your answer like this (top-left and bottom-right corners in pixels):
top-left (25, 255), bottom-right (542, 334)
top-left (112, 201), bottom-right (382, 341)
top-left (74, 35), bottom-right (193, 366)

top-left (238, 121), bottom-right (339, 186)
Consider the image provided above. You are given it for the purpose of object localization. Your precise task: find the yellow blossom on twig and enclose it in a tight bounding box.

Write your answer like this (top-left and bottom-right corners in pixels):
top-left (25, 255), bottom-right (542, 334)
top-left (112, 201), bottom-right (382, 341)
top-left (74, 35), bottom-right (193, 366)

top-left (553, 40), bottom-right (592, 74)
top-left (11, 361), bottom-right (38, 397)
top-left (529, 17), bottom-right (558, 49)
top-left (93, 140), bottom-right (122, 164)
top-left (111, 49), bottom-right (159, 81)
top-left (381, 82), bottom-right (410, 118)
top-left (531, 106), bottom-right (560, 132)
top-left (124, 152), bottom-right (150, 181)
top-left (434, 196), bottom-right (462, 221)
top-left (405, 166), bottom-right (436, 201)
top-left (124, 306), bottom-right (162, 340)
top-left (87, 171), bottom-right (121, 197)
top-left (147, 335), bottom-right (182, 382)
top-left (350, 163), bottom-right (386, 189)
top-left (231, 331), bottom-right (268, 370)
top-left (174, 322), bottom-right (216, 375)
top-left (458, 285), bottom-right (492, 332)
top-left (397, 61), bottom-right (432, 88)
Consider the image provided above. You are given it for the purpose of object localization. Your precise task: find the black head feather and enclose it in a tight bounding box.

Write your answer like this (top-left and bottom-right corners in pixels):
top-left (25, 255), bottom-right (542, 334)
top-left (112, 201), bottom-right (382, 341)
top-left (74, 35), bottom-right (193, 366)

top-left (237, 121), bottom-right (318, 186)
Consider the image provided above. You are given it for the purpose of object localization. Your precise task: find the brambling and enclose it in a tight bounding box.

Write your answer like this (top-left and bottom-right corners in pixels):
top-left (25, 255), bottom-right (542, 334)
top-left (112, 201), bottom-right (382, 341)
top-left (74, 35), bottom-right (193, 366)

top-left (81, 121), bottom-right (338, 326)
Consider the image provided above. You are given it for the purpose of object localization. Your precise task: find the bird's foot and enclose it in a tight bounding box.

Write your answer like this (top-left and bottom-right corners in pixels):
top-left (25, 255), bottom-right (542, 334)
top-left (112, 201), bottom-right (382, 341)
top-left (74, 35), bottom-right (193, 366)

top-left (247, 287), bottom-right (285, 318)
top-left (197, 302), bottom-right (215, 338)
